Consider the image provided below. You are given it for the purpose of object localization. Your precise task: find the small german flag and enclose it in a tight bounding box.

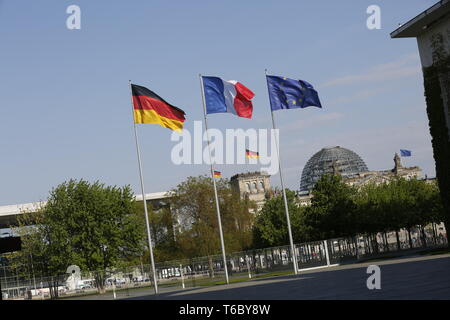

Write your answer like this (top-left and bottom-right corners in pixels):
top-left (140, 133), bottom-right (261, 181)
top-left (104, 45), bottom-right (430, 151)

top-left (213, 170), bottom-right (222, 178)
top-left (132, 84), bottom-right (186, 132)
top-left (246, 149), bottom-right (260, 159)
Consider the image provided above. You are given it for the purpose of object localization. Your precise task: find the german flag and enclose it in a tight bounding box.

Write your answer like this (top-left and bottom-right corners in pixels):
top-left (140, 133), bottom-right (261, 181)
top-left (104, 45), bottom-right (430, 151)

top-left (132, 84), bottom-right (186, 132)
top-left (213, 170), bottom-right (222, 178)
top-left (246, 149), bottom-right (260, 159)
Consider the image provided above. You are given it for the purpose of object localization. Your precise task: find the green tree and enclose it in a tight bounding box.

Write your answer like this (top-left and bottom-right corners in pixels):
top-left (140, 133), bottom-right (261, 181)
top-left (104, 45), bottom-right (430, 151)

top-left (302, 174), bottom-right (357, 241)
top-left (252, 189), bottom-right (305, 248)
top-left (8, 209), bottom-right (50, 291)
top-left (356, 178), bottom-right (443, 250)
top-left (356, 181), bottom-right (409, 251)
top-left (170, 175), bottom-right (255, 259)
top-left (147, 204), bottom-right (183, 262)
top-left (12, 179), bottom-right (145, 298)
top-left (399, 178), bottom-right (443, 246)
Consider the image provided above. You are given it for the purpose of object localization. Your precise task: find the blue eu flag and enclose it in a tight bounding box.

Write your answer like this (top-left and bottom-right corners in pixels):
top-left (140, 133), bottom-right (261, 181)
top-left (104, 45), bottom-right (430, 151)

top-left (400, 149), bottom-right (412, 157)
top-left (266, 75), bottom-right (322, 111)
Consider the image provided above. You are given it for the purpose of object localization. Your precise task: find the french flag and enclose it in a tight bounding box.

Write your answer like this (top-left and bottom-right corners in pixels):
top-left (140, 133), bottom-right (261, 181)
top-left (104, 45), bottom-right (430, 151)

top-left (202, 76), bottom-right (255, 118)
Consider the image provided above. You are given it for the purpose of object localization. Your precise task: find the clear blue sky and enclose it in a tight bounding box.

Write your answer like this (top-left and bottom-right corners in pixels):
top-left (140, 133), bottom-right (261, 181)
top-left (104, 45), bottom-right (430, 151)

top-left (0, 0), bottom-right (438, 205)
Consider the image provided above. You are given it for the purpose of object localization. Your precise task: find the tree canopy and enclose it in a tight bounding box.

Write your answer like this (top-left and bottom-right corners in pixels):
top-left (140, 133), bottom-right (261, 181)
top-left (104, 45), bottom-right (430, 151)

top-left (170, 175), bottom-right (255, 258)
top-left (6, 174), bottom-right (447, 299)
top-left (252, 174), bottom-right (445, 248)
top-left (11, 179), bottom-right (144, 297)
top-left (302, 174), bottom-right (358, 241)
top-left (252, 189), bottom-right (305, 248)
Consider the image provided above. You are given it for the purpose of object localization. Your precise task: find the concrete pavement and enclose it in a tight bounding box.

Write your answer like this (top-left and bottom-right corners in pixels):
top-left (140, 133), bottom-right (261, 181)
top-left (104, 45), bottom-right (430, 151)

top-left (67, 253), bottom-right (450, 300)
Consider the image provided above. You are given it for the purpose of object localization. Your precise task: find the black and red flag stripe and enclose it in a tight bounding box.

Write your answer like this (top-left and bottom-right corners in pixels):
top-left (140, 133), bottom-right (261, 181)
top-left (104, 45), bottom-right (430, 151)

top-left (131, 84), bottom-right (186, 131)
top-left (246, 149), bottom-right (260, 158)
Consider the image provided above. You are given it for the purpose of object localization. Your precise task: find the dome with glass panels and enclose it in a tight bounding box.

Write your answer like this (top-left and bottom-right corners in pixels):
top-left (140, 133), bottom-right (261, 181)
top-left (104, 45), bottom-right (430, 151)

top-left (300, 146), bottom-right (368, 192)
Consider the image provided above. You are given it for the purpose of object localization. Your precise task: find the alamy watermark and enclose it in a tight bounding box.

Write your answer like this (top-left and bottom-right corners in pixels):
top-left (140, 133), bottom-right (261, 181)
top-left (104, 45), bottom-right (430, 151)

top-left (366, 265), bottom-right (381, 290)
top-left (366, 5), bottom-right (381, 30)
top-left (66, 5), bottom-right (81, 30)
top-left (170, 121), bottom-right (280, 175)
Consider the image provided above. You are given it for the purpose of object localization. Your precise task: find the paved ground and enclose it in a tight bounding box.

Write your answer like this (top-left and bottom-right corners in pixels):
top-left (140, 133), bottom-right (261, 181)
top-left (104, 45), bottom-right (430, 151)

top-left (68, 254), bottom-right (450, 300)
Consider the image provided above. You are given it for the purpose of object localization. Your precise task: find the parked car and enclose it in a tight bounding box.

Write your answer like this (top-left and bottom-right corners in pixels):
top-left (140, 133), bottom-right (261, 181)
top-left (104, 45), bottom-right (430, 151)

top-left (105, 277), bottom-right (126, 286)
top-left (77, 279), bottom-right (94, 290)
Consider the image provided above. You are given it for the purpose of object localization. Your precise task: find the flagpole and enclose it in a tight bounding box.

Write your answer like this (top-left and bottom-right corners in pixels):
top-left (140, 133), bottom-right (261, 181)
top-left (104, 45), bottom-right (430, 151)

top-left (129, 80), bottom-right (159, 294)
top-left (264, 70), bottom-right (299, 275)
top-left (199, 74), bottom-right (230, 284)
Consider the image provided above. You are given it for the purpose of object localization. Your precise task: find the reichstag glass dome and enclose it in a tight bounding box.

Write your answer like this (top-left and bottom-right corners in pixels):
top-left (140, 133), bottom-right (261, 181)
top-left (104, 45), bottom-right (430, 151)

top-left (300, 146), bottom-right (368, 192)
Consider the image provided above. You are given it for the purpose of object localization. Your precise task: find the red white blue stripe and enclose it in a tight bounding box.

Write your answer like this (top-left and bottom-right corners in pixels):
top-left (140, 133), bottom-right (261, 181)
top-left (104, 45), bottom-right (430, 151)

top-left (202, 76), bottom-right (255, 118)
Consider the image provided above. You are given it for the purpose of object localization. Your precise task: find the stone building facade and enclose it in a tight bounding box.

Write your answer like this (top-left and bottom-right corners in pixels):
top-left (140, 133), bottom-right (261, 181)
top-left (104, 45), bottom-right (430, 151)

top-left (391, 0), bottom-right (450, 228)
top-left (230, 171), bottom-right (272, 212)
top-left (391, 0), bottom-right (450, 140)
top-left (344, 153), bottom-right (422, 188)
top-left (298, 152), bottom-right (423, 206)
top-left (229, 152), bottom-right (423, 210)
